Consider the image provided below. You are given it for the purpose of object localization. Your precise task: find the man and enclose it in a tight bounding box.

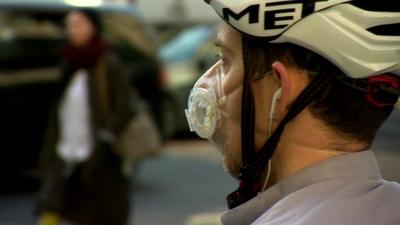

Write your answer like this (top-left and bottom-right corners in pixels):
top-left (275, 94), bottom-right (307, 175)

top-left (185, 0), bottom-right (400, 224)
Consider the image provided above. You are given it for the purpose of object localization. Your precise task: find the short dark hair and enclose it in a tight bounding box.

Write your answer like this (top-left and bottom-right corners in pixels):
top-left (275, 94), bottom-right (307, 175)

top-left (245, 37), bottom-right (395, 145)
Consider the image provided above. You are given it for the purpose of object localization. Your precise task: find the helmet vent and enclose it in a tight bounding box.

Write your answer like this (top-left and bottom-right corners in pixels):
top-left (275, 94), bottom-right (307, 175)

top-left (368, 24), bottom-right (400, 36)
top-left (352, 1), bottom-right (400, 12)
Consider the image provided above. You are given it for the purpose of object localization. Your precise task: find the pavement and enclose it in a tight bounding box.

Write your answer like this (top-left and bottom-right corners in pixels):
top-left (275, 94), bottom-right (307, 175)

top-left (130, 140), bottom-right (234, 225)
top-left (0, 140), bottom-right (233, 225)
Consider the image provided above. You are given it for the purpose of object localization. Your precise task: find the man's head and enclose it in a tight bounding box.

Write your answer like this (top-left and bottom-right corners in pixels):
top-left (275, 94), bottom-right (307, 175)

top-left (186, 0), bottom-right (400, 208)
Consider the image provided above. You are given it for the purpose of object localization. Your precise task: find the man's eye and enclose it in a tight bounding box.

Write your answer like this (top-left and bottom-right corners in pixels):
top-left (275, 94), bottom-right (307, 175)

top-left (214, 53), bottom-right (223, 62)
top-left (215, 54), bottom-right (227, 65)
top-left (211, 54), bottom-right (219, 63)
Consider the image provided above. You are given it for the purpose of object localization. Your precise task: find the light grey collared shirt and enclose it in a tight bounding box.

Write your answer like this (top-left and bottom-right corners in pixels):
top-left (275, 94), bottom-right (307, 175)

top-left (221, 150), bottom-right (400, 225)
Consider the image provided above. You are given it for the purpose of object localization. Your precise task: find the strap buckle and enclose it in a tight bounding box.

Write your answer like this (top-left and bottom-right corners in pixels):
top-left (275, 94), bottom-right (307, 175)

top-left (367, 75), bottom-right (400, 107)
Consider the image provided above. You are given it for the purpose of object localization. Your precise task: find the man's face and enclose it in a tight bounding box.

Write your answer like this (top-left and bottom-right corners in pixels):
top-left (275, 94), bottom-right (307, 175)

top-left (213, 23), bottom-right (244, 177)
top-left (212, 24), bottom-right (276, 177)
top-left (66, 11), bottom-right (96, 47)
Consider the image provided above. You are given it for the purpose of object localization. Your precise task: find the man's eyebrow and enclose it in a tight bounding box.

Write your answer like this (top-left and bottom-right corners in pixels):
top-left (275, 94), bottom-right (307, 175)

top-left (214, 38), bottom-right (234, 55)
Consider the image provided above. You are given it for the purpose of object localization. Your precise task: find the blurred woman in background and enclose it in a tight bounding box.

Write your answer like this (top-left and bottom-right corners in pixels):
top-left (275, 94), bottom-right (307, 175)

top-left (37, 8), bottom-right (133, 225)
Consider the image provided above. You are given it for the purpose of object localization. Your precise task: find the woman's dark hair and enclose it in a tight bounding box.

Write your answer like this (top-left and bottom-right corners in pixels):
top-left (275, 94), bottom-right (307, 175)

top-left (246, 37), bottom-right (395, 145)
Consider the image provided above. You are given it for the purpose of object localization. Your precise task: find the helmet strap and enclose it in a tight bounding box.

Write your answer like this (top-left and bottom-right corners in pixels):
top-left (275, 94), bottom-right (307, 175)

top-left (227, 35), bottom-right (259, 209)
top-left (239, 35), bottom-right (257, 170)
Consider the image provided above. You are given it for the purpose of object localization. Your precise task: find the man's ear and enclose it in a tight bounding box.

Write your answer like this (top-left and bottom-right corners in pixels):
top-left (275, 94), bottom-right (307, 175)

top-left (271, 61), bottom-right (291, 120)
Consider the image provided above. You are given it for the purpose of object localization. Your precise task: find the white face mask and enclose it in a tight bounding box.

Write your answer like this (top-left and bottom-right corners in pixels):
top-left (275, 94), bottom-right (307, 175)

top-left (185, 61), bottom-right (242, 150)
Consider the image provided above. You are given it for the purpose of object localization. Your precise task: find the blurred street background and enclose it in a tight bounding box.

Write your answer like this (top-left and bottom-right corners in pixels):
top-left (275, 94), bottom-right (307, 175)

top-left (0, 0), bottom-right (399, 225)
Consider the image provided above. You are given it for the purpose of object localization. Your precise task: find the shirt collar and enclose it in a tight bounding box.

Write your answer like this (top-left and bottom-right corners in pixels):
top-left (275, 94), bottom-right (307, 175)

top-left (221, 150), bottom-right (382, 225)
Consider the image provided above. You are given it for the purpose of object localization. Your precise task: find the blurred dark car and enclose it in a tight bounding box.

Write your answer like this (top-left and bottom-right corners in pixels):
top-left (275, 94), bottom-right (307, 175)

top-left (0, 0), bottom-right (167, 173)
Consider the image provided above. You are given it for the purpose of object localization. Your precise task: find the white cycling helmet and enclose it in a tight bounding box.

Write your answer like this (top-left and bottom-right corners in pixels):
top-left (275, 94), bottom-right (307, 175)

top-left (205, 0), bottom-right (400, 78)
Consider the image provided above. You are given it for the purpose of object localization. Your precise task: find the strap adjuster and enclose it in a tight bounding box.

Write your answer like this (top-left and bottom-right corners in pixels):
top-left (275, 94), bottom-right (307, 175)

top-left (367, 75), bottom-right (400, 107)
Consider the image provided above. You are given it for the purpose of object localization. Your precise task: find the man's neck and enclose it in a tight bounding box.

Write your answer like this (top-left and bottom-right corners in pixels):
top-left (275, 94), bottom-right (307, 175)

top-left (264, 109), bottom-right (367, 188)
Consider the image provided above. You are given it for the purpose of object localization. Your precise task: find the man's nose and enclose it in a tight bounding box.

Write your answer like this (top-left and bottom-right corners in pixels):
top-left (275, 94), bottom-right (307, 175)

top-left (196, 61), bottom-right (222, 89)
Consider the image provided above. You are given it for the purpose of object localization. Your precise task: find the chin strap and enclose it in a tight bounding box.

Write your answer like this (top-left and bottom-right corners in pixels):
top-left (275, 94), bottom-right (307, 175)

top-left (227, 47), bottom-right (335, 209)
top-left (226, 36), bottom-right (259, 209)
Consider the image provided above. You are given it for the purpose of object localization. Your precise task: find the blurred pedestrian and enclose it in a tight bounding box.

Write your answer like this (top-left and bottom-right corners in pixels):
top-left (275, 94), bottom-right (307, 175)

top-left (36, 8), bottom-right (133, 225)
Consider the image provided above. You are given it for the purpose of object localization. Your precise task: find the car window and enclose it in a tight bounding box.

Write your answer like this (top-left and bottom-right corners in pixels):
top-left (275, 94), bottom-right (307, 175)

top-left (0, 12), bottom-right (63, 39)
top-left (0, 11), bottom-right (65, 70)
